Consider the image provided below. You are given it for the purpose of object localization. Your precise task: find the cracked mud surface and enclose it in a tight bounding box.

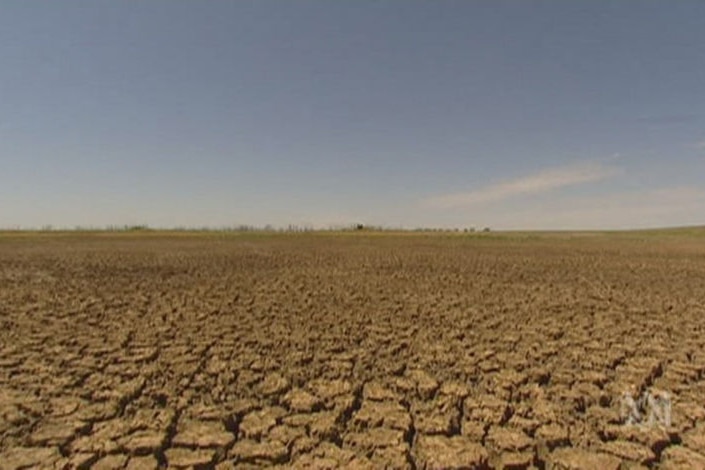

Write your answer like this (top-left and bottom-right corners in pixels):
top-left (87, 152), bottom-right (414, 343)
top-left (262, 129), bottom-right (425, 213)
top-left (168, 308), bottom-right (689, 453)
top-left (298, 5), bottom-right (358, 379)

top-left (1, 232), bottom-right (705, 469)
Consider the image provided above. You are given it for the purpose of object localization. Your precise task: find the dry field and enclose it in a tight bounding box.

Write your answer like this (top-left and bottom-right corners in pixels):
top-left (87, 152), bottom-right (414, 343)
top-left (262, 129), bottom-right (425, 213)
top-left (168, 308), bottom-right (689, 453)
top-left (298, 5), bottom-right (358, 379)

top-left (1, 230), bottom-right (705, 469)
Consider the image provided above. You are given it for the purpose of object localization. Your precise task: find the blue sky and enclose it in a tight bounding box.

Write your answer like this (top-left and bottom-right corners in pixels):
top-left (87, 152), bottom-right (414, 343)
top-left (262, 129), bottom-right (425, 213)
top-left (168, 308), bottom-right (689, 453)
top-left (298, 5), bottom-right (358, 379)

top-left (1, 1), bottom-right (704, 229)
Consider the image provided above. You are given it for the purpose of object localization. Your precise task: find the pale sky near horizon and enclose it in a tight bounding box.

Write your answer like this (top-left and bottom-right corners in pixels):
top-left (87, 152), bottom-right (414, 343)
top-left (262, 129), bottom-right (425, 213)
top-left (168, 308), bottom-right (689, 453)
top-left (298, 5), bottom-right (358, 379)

top-left (2, 1), bottom-right (704, 230)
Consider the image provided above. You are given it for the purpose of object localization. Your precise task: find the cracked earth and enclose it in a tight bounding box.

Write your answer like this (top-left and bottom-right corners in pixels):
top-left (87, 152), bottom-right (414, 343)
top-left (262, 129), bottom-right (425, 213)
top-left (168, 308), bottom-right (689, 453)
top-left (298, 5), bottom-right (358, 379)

top-left (1, 232), bottom-right (705, 469)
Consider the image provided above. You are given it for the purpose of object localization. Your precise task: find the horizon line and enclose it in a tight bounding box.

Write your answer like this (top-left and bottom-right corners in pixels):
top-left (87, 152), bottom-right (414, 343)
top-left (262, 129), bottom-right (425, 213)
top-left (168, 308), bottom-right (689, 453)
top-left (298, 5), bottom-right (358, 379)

top-left (1, 224), bottom-right (704, 234)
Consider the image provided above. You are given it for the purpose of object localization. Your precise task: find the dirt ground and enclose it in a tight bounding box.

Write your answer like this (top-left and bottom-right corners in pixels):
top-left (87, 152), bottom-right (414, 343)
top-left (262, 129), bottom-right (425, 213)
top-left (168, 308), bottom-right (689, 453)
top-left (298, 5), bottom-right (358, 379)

top-left (1, 231), bottom-right (704, 469)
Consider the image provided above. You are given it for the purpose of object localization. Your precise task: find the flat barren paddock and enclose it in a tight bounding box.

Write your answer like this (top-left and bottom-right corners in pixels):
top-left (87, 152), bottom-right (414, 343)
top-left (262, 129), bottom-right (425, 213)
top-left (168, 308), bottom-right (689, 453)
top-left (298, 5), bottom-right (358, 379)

top-left (1, 231), bottom-right (705, 469)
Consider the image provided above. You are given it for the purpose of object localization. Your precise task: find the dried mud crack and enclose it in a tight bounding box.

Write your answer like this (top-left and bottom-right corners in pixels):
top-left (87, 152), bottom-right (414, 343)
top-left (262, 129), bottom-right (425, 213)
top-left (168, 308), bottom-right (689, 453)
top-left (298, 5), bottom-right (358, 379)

top-left (1, 232), bottom-right (705, 469)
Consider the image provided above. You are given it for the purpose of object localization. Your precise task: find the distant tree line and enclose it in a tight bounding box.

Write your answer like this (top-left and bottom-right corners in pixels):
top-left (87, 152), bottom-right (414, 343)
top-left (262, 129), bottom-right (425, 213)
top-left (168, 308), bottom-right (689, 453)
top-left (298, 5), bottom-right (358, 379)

top-left (13, 223), bottom-right (492, 233)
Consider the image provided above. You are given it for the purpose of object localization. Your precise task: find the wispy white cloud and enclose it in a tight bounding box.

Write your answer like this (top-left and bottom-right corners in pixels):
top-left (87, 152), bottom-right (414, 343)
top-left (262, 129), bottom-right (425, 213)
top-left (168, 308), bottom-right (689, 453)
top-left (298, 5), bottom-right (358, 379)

top-left (694, 140), bottom-right (705, 150)
top-left (470, 186), bottom-right (705, 230)
top-left (423, 162), bottom-right (620, 209)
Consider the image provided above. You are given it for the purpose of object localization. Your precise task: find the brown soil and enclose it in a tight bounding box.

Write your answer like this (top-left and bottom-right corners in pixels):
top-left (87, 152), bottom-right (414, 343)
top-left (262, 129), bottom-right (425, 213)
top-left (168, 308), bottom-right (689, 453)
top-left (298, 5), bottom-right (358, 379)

top-left (1, 231), bottom-right (704, 469)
